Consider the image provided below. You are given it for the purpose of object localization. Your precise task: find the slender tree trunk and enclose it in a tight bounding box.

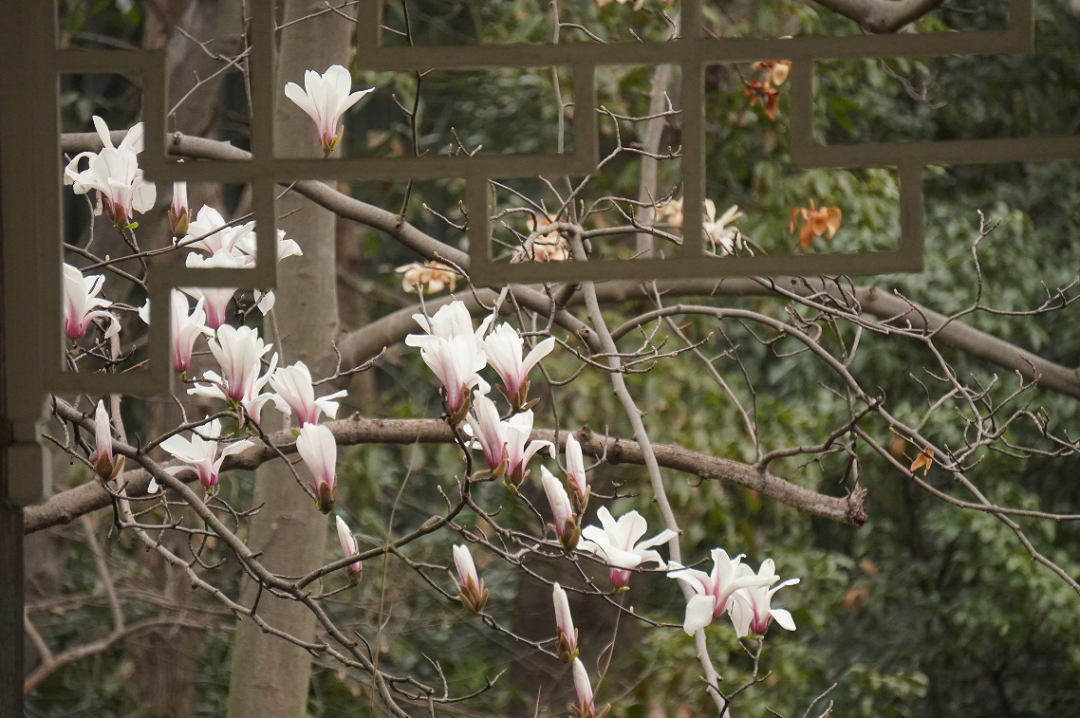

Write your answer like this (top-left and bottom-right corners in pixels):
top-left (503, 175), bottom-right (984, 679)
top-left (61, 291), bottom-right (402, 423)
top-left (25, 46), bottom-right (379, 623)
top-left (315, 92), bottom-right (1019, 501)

top-left (225, 3), bottom-right (352, 716)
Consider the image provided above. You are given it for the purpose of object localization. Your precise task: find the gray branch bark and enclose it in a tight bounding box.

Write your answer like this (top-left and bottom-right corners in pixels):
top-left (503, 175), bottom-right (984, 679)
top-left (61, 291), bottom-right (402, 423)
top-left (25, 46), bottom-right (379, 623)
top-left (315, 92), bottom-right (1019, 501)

top-left (29, 406), bottom-right (866, 536)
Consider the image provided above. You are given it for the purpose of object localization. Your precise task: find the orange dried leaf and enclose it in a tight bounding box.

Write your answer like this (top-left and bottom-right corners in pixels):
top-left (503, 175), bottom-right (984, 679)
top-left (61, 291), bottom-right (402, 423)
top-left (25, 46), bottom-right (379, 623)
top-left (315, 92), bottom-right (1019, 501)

top-left (909, 449), bottom-right (934, 475)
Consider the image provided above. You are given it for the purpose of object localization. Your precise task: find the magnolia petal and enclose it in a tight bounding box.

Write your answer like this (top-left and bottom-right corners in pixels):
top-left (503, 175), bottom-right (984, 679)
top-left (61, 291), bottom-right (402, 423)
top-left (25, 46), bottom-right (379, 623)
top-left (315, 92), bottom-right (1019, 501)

top-left (771, 608), bottom-right (796, 631)
top-left (683, 594), bottom-right (716, 635)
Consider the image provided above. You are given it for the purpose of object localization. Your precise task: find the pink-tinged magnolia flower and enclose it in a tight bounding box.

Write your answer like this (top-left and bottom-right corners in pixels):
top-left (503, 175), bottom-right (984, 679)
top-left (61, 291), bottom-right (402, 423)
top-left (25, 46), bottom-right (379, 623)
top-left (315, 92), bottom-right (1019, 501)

top-left (483, 323), bottom-right (556, 411)
top-left (203, 324), bottom-right (273, 403)
top-left (64, 116), bottom-right (156, 227)
top-left (140, 291), bottom-right (213, 374)
top-left (159, 418), bottom-right (253, 489)
top-left (92, 400), bottom-right (124, 481)
top-left (541, 466), bottom-right (579, 552)
top-left (284, 65), bottom-right (374, 156)
top-left (296, 423), bottom-right (338, 513)
top-left (565, 433), bottom-right (589, 514)
top-left (578, 507), bottom-right (677, 588)
top-left (465, 393), bottom-right (554, 486)
top-left (410, 301), bottom-right (493, 351)
top-left (728, 559), bottom-right (799, 638)
top-left (234, 228), bottom-right (303, 263)
top-left (63, 263), bottom-right (120, 341)
top-left (667, 548), bottom-right (778, 636)
top-left (336, 515), bottom-right (363, 585)
top-left (407, 301), bottom-right (495, 423)
top-left (269, 361), bottom-right (347, 426)
top-left (169, 182), bottom-right (189, 237)
top-left (182, 249), bottom-right (249, 329)
top-left (552, 582), bottom-right (578, 663)
top-left (453, 544), bottom-right (489, 615)
top-left (182, 205), bottom-right (252, 256)
top-left (571, 658), bottom-right (598, 718)
top-left (410, 333), bottom-right (487, 424)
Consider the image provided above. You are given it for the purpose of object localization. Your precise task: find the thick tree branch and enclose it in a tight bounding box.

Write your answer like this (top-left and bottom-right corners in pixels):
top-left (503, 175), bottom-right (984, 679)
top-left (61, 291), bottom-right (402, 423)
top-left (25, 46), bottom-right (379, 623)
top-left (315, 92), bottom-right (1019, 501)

top-left (60, 132), bottom-right (1080, 400)
top-left (812, 0), bottom-right (945, 33)
top-left (26, 402), bottom-right (864, 535)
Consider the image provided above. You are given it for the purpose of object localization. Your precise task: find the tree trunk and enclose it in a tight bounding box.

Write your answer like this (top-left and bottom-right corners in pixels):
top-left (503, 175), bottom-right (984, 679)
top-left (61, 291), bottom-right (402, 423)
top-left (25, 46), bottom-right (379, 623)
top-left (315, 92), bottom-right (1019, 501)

top-left (225, 4), bottom-right (353, 717)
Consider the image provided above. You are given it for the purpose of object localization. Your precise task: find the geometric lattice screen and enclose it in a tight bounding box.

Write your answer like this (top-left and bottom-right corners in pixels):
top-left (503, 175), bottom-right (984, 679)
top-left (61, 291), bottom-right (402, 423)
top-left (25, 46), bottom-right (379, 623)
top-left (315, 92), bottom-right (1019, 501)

top-left (0, 0), bottom-right (1071, 504)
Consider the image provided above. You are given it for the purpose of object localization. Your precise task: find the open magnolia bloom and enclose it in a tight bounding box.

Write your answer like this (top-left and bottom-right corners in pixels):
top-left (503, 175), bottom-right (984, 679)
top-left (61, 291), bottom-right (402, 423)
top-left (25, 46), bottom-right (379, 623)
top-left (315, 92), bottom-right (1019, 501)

top-left (63, 116), bottom-right (156, 227)
top-left (62, 263), bottom-right (120, 341)
top-left (182, 249), bottom-right (249, 329)
top-left (703, 199), bottom-right (747, 255)
top-left (408, 333), bottom-right (488, 424)
top-left (203, 325), bottom-right (274, 403)
top-left (269, 361), bottom-right (347, 426)
top-left (728, 559), bottom-right (799, 638)
top-left (410, 301), bottom-right (493, 353)
top-left (483, 323), bottom-right (556, 411)
top-left (335, 515), bottom-right (363, 585)
top-left (667, 548), bottom-right (779, 636)
top-left (159, 418), bottom-right (253, 490)
top-left (296, 423), bottom-right (338, 513)
top-left (138, 291), bottom-right (213, 375)
top-left (92, 401), bottom-right (124, 481)
top-left (182, 205), bottom-right (253, 256)
top-left (452, 544), bottom-right (489, 615)
top-left (577, 506), bottom-right (677, 588)
top-left (284, 64), bottom-right (374, 156)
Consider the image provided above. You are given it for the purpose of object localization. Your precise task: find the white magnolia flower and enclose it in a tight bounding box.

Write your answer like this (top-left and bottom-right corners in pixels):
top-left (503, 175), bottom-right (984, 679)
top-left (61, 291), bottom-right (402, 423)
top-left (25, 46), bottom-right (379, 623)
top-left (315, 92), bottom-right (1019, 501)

top-left (564, 432), bottom-right (589, 514)
top-left (140, 291), bottom-right (212, 374)
top-left (409, 301), bottom-right (493, 352)
top-left (189, 325), bottom-right (279, 423)
top-left (169, 181), bottom-right (189, 237)
top-left (541, 466), bottom-right (578, 551)
top-left (552, 582), bottom-right (578, 663)
top-left (64, 116), bottom-right (156, 227)
top-left (296, 423), bottom-right (338, 513)
top-left (159, 418), bottom-right (253, 489)
top-left (92, 400), bottom-right (124, 481)
top-left (182, 249), bottom-right (249, 329)
top-left (335, 515), bottom-right (363, 583)
top-left (269, 360), bottom-right (347, 426)
top-left (284, 64), bottom-right (374, 155)
top-left (205, 324), bottom-right (273, 403)
top-left (62, 263), bottom-right (119, 340)
top-left (409, 333), bottom-right (487, 422)
top-left (578, 506), bottom-right (677, 588)
top-left (667, 548), bottom-right (778, 636)
top-left (728, 559), bottom-right (799, 637)
top-left (234, 228), bottom-right (303, 263)
top-left (465, 393), bottom-right (553, 486)
top-left (452, 543), bottom-right (489, 615)
top-left (181, 205), bottom-right (253, 256)
top-left (703, 200), bottom-right (748, 256)
top-left (572, 658), bottom-right (597, 718)
top-left (483, 323), bottom-right (555, 408)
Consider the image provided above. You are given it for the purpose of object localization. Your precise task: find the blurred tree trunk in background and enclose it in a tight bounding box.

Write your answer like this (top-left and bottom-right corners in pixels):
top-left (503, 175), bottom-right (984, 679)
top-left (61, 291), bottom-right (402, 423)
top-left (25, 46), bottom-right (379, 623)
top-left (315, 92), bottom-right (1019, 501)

top-left (226, 2), bottom-right (354, 716)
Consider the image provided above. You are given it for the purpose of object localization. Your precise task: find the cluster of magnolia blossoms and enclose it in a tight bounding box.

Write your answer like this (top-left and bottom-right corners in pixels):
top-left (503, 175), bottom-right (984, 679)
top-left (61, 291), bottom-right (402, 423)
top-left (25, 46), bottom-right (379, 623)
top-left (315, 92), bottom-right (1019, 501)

top-left (408, 300), bottom-right (799, 713)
